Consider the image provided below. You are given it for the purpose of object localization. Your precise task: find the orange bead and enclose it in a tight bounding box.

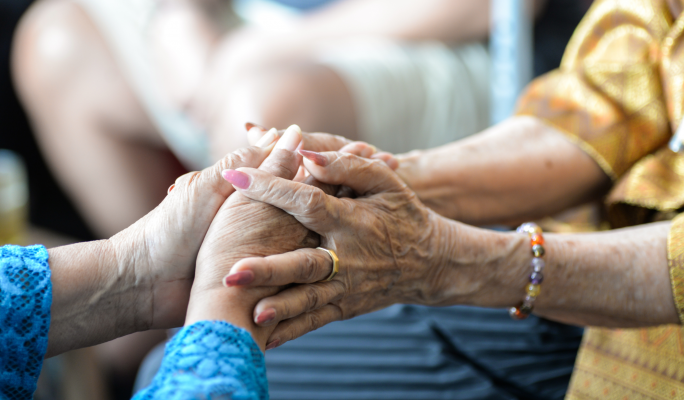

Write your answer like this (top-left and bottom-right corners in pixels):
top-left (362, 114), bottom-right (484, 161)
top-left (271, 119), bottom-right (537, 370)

top-left (509, 306), bottom-right (530, 320)
top-left (530, 234), bottom-right (545, 246)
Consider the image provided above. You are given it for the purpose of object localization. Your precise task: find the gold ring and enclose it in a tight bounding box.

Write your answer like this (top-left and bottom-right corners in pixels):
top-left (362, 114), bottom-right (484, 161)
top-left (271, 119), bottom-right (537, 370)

top-left (316, 247), bottom-right (339, 282)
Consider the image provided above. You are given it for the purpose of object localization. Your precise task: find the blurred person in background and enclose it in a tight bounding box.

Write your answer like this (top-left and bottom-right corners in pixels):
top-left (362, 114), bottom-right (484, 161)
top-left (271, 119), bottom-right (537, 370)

top-left (10, 0), bottom-right (589, 398)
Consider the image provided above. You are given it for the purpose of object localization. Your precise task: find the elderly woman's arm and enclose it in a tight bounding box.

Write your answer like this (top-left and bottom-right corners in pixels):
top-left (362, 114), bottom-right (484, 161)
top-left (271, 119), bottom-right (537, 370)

top-left (248, 116), bottom-right (610, 226)
top-left (219, 150), bottom-right (678, 350)
top-left (396, 116), bottom-right (612, 225)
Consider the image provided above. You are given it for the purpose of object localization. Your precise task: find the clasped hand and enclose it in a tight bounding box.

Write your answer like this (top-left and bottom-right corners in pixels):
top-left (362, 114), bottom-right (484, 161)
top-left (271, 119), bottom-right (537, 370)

top-left (112, 121), bottom-right (462, 353)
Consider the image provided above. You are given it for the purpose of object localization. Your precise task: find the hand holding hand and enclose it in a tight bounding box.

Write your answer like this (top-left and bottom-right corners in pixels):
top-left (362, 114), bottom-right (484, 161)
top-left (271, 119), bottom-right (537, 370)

top-left (220, 151), bottom-right (455, 348)
top-left (246, 123), bottom-right (399, 170)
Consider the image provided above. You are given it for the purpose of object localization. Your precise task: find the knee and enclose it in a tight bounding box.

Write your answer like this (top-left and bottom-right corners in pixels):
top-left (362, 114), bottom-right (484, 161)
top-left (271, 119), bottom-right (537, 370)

top-left (233, 66), bottom-right (340, 130)
top-left (12, 0), bottom-right (98, 103)
top-left (260, 68), bottom-right (330, 129)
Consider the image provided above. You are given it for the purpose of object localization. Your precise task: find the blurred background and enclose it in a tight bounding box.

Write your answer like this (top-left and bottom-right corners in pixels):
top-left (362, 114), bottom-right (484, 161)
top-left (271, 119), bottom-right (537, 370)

top-left (1, 0), bottom-right (94, 242)
top-left (1, 0), bottom-right (592, 399)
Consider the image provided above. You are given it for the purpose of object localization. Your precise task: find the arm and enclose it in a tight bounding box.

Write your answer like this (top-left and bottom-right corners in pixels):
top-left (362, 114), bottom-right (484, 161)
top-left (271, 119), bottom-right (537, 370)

top-left (216, 151), bottom-right (678, 350)
top-left (47, 240), bottom-right (144, 357)
top-left (395, 116), bottom-right (612, 225)
top-left (435, 218), bottom-right (677, 328)
top-left (131, 320), bottom-right (268, 400)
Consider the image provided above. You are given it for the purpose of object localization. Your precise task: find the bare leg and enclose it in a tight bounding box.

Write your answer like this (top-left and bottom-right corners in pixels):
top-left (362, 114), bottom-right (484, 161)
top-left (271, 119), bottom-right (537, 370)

top-left (12, 0), bottom-right (183, 239)
top-left (13, 1), bottom-right (182, 397)
top-left (205, 63), bottom-right (358, 160)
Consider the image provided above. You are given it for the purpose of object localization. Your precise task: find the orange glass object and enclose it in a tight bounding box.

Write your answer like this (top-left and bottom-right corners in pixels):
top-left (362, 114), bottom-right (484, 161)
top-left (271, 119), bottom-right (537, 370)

top-left (530, 234), bottom-right (545, 246)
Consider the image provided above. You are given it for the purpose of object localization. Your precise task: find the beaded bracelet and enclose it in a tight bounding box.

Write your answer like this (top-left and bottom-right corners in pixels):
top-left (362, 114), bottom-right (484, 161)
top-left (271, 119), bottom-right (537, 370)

top-left (509, 222), bottom-right (545, 320)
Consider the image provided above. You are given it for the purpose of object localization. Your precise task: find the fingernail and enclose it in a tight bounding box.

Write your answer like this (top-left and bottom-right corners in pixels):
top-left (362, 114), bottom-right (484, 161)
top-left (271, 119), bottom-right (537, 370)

top-left (167, 184), bottom-right (175, 194)
top-left (369, 144), bottom-right (377, 154)
top-left (265, 339), bottom-right (280, 350)
top-left (274, 124), bottom-right (302, 151)
top-left (223, 271), bottom-right (254, 287)
top-left (255, 128), bottom-right (277, 148)
top-left (245, 122), bottom-right (265, 132)
top-left (299, 150), bottom-right (328, 166)
top-left (255, 308), bottom-right (276, 325)
top-left (221, 169), bottom-right (251, 189)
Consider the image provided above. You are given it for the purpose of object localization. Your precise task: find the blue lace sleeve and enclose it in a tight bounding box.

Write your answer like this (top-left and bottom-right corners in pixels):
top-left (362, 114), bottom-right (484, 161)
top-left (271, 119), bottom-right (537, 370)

top-left (133, 320), bottom-right (268, 400)
top-left (0, 245), bottom-right (51, 399)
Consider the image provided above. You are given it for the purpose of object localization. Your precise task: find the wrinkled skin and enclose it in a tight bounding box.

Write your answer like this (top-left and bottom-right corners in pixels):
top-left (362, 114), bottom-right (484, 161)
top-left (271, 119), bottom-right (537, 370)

top-left (247, 125), bottom-right (399, 170)
top-left (186, 130), bottom-right (384, 347)
top-left (222, 151), bottom-right (455, 348)
top-left (105, 143), bottom-right (281, 332)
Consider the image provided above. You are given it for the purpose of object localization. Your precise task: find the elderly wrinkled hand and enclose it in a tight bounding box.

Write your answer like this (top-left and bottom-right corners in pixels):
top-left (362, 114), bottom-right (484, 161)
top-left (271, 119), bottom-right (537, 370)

top-left (246, 123), bottom-right (399, 170)
top-left (104, 132), bottom-right (284, 333)
top-left (220, 150), bottom-right (458, 349)
top-left (184, 127), bottom-right (387, 348)
top-left (183, 125), bottom-right (314, 348)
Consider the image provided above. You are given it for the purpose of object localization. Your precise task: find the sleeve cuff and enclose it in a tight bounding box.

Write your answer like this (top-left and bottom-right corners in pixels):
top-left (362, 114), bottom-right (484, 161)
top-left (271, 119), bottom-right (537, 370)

top-left (668, 214), bottom-right (684, 324)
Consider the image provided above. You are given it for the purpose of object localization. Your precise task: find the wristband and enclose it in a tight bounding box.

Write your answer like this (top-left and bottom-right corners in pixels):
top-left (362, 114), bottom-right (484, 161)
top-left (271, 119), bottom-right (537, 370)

top-left (509, 222), bottom-right (545, 320)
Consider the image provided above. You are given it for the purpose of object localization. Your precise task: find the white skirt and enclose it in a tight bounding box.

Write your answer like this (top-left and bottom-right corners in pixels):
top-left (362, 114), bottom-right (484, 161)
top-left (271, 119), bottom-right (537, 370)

top-left (75, 0), bottom-right (490, 166)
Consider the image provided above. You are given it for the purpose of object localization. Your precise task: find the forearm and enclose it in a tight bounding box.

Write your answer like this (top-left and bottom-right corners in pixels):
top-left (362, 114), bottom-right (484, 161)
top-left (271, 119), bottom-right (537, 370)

top-left (438, 219), bottom-right (678, 328)
top-left (397, 116), bottom-right (611, 225)
top-left (47, 240), bottom-right (150, 357)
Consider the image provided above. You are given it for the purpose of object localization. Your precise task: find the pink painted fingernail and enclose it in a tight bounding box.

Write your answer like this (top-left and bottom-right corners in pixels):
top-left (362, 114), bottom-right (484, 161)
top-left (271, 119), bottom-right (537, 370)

top-left (221, 169), bottom-right (250, 189)
top-left (265, 339), bottom-right (280, 350)
top-left (223, 271), bottom-right (254, 287)
top-left (255, 308), bottom-right (276, 325)
top-left (245, 122), bottom-right (265, 132)
top-left (167, 184), bottom-right (175, 194)
top-left (299, 150), bottom-right (328, 166)
top-left (274, 125), bottom-right (302, 151)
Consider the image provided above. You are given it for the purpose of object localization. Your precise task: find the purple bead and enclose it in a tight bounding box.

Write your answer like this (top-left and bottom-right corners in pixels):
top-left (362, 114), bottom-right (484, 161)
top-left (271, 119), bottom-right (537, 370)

top-left (530, 272), bottom-right (544, 284)
top-left (531, 258), bottom-right (545, 272)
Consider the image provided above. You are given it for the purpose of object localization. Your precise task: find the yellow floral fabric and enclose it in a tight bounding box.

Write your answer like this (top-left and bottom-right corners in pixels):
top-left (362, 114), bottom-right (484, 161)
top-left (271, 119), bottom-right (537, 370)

top-left (515, 0), bottom-right (684, 398)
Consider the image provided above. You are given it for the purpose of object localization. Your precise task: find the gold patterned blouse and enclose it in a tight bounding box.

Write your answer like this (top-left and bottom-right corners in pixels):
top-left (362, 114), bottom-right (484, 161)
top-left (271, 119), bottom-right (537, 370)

top-left (516, 0), bottom-right (684, 398)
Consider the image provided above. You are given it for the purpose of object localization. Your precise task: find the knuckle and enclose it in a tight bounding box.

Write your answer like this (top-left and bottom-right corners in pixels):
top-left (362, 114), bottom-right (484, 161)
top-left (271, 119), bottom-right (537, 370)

top-left (369, 158), bottom-right (385, 167)
top-left (175, 171), bottom-right (200, 187)
top-left (219, 147), bottom-right (256, 170)
top-left (216, 147), bottom-right (260, 172)
top-left (331, 303), bottom-right (345, 320)
top-left (298, 186), bottom-right (325, 213)
top-left (307, 311), bottom-right (323, 330)
top-left (304, 286), bottom-right (321, 309)
top-left (280, 300), bottom-right (293, 319)
top-left (261, 149), bottom-right (298, 179)
top-left (263, 262), bottom-right (277, 285)
top-left (338, 152), bottom-right (357, 164)
top-left (299, 252), bottom-right (320, 282)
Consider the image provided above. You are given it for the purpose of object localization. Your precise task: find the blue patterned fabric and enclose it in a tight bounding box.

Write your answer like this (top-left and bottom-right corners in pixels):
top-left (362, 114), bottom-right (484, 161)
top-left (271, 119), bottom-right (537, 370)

top-left (0, 245), bottom-right (268, 400)
top-left (0, 245), bottom-right (51, 399)
top-left (134, 321), bottom-right (268, 400)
